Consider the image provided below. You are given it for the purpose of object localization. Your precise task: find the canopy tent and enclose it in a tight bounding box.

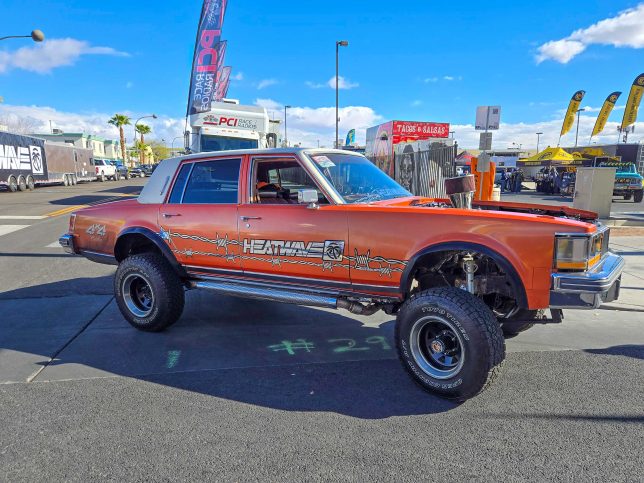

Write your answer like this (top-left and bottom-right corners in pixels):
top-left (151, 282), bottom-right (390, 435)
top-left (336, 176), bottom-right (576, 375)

top-left (455, 150), bottom-right (475, 166)
top-left (517, 146), bottom-right (575, 166)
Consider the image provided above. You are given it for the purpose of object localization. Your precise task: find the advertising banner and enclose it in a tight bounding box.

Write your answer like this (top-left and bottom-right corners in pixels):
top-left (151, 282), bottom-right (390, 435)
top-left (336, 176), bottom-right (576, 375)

top-left (591, 91), bottom-right (621, 137)
top-left (621, 73), bottom-right (644, 130)
top-left (0, 132), bottom-right (48, 180)
top-left (186, 0), bottom-right (228, 116)
top-left (560, 90), bottom-right (585, 137)
top-left (392, 121), bottom-right (449, 139)
top-left (214, 66), bottom-right (232, 102)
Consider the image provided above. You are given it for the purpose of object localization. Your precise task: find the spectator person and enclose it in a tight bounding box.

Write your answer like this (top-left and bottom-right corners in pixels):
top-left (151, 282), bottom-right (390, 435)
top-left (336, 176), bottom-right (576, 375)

top-left (514, 169), bottom-right (524, 193)
top-left (500, 169), bottom-right (507, 192)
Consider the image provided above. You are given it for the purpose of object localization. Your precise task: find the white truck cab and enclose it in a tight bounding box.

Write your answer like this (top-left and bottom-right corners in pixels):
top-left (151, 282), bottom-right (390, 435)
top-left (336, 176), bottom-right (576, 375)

top-left (189, 99), bottom-right (279, 153)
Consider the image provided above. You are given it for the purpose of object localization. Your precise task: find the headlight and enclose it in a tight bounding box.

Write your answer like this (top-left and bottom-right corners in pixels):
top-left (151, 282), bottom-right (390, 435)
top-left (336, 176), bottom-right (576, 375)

top-left (554, 228), bottom-right (608, 271)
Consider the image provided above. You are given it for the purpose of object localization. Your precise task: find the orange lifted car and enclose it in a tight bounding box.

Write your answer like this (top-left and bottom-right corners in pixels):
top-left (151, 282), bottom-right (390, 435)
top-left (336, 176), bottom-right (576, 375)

top-left (60, 148), bottom-right (624, 400)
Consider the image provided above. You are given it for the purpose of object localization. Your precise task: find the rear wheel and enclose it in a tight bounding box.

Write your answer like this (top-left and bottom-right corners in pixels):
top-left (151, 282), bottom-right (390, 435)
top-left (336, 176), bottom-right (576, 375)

top-left (17, 175), bottom-right (27, 191)
top-left (7, 176), bottom-right (18, 192)
top-left (634, 190), bottom-right (643, 203)
top-left (63, 174), bottom-right (69, 186)
top-left (26, 175), bottom-right (35, 191)
top-left (395, 287), bottom-right (505, 401)
top-left (99, 172), bottom-right (105, 182)
top-left (114, 253), bottom-right (185, 332)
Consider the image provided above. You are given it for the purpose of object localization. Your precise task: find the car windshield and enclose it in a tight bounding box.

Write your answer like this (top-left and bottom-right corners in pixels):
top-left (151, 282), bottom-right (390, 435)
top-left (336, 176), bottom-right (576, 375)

top-left (201, 135), bottom-right (258, 152)
top-left (307, 152), bottom-right (411, 203)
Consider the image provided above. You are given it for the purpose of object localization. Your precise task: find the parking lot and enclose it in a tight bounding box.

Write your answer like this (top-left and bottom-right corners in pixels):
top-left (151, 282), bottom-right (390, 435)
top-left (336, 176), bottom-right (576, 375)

top-left (1, 180), bottom-right (643, 481)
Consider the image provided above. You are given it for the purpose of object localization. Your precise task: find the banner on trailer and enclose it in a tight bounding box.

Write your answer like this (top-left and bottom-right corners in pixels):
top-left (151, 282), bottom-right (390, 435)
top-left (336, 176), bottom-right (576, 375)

top-left (560, 90), bottom-right (585, 137)
top-left (0, 131), bottom-right (48, 179)
top-left (591, 91), bottom-right (621, 137)
top-left (186, 0), bottom-right (228, 116)
top-left (621, 73), bottom-right (644, 130)
top-left (214, 66), bottom-right (232, 101)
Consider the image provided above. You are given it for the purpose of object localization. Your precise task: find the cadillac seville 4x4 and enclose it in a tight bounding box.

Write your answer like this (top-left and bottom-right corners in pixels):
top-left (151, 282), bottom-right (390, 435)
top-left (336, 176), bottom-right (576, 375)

top-left (60, 148), bottom-right (624, 400)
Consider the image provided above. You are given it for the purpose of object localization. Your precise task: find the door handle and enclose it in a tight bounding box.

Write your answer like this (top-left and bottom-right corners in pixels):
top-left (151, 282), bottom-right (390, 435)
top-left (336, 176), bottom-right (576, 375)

top-left (162, 213), bottom-right (181, 218)
top-left (240, 216), bottom-right (262, 221)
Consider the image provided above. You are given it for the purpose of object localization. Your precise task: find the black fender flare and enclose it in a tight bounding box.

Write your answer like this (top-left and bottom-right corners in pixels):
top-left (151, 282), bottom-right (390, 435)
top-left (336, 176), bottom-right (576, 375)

top-left (115, 227), bottom-right (187, 278)
top-left (399, 241), bottom-right (528, 309)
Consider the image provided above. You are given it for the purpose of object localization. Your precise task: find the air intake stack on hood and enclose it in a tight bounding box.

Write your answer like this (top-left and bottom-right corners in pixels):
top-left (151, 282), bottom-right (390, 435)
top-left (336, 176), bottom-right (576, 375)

top-left (444, 175), bottom-right (476, 209)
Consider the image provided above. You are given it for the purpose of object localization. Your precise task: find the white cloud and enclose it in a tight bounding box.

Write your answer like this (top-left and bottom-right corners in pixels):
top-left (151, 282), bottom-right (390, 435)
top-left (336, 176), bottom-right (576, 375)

top-left (536, 4), bottom-right (644, 63)
top-left (306, 76), bottom-right (359, 90)
top-left (410, 100), bottom-right (423, 107)
top-left (0, 104), bottom-right (183, 144)
top-left (257, 78), bottom-right (278, 89)
top-left (254, 98), bottom-right (283, 111)
top-left (125, 81), bottom-right (133, 89)
top-left (443, 76), bottom-right (455, 81)
top-left (424, 77), bottom-right (438, 83)
top-left (0, 38), bottom-right (129, 74)
top-left (230, 71), bottom-right (244, 81)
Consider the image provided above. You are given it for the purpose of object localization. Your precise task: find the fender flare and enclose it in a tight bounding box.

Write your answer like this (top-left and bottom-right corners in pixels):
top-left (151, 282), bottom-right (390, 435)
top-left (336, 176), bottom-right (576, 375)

top-left (399, 241), bottom-right (528, 309)
top-left (115, 227), bottom-right (187, 278)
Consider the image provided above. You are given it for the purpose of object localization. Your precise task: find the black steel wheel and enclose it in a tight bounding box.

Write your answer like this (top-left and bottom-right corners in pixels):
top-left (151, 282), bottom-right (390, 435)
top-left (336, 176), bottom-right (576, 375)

top-left (396, 287), bottom-right (505, 401)
top-left (114, 252), bottom-right (185, 332)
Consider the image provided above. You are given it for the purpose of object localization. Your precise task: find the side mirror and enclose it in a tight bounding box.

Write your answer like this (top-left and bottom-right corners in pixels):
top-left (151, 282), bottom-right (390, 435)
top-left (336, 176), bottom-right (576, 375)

top-left (298, 189), bottom-right (319, 208)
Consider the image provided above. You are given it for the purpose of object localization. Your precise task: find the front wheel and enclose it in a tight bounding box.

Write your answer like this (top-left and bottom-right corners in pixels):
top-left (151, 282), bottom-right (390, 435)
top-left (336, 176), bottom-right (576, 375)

top-left (396, 287), bottom-right (506, 401)
top-left (634, 190), bottom-right (643, 203)
top-left (114, 172), bottom-right (120, 181)
top-left (114, 253), bottom-right (185, 332)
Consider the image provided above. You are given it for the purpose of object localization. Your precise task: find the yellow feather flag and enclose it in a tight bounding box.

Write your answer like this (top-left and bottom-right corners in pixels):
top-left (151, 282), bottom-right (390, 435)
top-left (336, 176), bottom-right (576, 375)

top-left (591, 91), bottom-right (621, 137)
top-left (560, 90), bottom-right (585, 137)
top-left (620, 73), bottom-right (644, 130)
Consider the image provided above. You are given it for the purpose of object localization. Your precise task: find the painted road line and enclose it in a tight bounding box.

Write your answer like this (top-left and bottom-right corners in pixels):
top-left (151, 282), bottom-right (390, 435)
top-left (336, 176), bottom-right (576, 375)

top-left (45, 205), bottom-right (88, 218)
top-left (45, 241), bottom-right (61, 248)
top-left (0, 225), bottom-right (29, 237)
top-left (0, 215), bottom-right (47, 220)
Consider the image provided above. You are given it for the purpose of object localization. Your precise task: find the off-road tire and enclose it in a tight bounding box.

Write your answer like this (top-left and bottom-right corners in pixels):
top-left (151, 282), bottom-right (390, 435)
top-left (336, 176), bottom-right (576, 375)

top-left (634, 190), bottom-right (643, 203)
top-left (7, 176), bottom-right (18, 192)
top-left (26, 175), bottom-right (35, 190)
top-left (500, 309), bottom-right (544, 338)
top-left (114, 253), bottom-right (185, 332)
top-left (17, 175), bottom-right (27, 191)
top-left (395, 287), bottom-right (506, 401)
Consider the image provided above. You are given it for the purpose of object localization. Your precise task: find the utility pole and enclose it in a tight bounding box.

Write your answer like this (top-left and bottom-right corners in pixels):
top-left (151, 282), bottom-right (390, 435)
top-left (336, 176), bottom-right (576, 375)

top-left (284, 105), bottom-right (291, 147)
top-left (335, 40), bottom-right (348, 149)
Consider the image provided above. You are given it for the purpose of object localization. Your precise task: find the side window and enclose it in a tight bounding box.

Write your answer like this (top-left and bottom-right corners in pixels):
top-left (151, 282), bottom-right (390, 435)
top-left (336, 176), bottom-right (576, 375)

top-left (182, 158), bottom-right (241, 204)
top-left (167, 163), bottom-right (192, 204)
top-left (252, 159), bottom-right (328, 205)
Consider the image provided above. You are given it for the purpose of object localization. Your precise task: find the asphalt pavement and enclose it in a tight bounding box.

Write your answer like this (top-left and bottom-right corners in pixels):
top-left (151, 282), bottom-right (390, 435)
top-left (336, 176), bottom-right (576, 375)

top-left (1, 180), bottom-right (642, 481)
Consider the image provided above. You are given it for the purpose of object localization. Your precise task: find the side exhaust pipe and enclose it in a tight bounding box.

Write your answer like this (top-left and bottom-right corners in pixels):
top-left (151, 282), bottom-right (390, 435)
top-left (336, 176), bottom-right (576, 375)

top-left (190, 280), bottom-right (383, 314)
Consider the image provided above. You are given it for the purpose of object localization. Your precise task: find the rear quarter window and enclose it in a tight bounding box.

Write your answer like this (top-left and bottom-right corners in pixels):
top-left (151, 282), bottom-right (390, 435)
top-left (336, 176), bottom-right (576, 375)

top-left (182, 159), bottom-right (241, 204)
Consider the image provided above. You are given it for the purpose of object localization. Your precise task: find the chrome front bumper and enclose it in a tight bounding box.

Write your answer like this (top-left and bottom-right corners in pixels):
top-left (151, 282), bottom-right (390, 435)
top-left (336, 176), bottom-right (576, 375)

top-left (59, 234), bottom-right (76, 254)
top-left (550, 252), bottom-right (624, 309)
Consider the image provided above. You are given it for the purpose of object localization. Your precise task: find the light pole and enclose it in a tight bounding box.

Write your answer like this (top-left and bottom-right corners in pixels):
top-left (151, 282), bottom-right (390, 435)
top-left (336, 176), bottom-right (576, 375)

top-left (133, 114), bottom-right (157, 165)
top-left (171, 136), bottom-right (183, 153)
top-left (335, 40), bottom-right (348, 149)
top-left (535, 132), bottom-right (543, 153)
top-left (574, 108), bottom-right (585, 147)
top-left (449, 131), bottom-right (455, 139)
top-left (283, 105), bottom-right (291, 147)
top-left (0, 30), bottom-right (44, 42)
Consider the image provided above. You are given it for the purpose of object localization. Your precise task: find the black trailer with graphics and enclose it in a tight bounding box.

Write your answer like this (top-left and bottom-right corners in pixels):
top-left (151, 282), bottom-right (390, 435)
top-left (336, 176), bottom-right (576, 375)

top-left (0, 131), bottom-right (95, 192)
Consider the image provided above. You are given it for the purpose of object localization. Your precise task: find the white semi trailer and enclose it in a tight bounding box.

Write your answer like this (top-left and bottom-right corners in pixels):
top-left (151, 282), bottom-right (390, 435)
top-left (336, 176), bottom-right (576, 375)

top-left (189, 99), bottom-right (280, 153)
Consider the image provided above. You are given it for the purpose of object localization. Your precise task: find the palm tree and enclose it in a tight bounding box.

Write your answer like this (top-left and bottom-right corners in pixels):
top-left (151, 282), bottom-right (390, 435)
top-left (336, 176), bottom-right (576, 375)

top-left (135, 123), bottom-right (152, 164)
top-left (108, 114), bottom-right (131, 166)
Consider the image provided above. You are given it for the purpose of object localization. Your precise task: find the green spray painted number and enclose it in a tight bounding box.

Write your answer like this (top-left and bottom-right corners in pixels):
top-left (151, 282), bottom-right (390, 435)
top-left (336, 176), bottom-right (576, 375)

top-left (166, 350), bottom-right (181, 368)
top-left (267, 339), bottom-right (315, 355)
top-left (365, 336), bottom-right (391, 350)
top-left (328, 338), bottom-right (370, 353)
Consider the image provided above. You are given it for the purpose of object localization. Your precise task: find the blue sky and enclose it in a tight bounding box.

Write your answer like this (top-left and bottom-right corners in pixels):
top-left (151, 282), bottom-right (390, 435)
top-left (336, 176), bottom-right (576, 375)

top-left (1, 0), bottom-right (643, 148)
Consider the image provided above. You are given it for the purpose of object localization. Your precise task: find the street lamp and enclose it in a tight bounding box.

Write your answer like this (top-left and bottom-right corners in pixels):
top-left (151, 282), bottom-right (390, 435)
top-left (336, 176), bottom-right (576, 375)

top-left (535, 132), bottom-right (543, 153)
top-left (133, 114), bottom-right (157, 165)
top-left (0, 30), bottom-right (45, 42)
top-left (574, 108), bottom-right (585, 147)
top-left (283, 105), bottom-right (291, 147)
top-left (171, 136), bottom-right (183, 152)
top-left (335, 40), bottom-right (348, 149)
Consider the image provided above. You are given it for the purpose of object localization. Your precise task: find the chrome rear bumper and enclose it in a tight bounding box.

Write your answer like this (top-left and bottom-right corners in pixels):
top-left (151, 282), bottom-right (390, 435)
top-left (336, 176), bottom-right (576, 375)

top-left (59, 234), bottom-right (76, 254)
top-left (550, 252), bottom-right (624, 309)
